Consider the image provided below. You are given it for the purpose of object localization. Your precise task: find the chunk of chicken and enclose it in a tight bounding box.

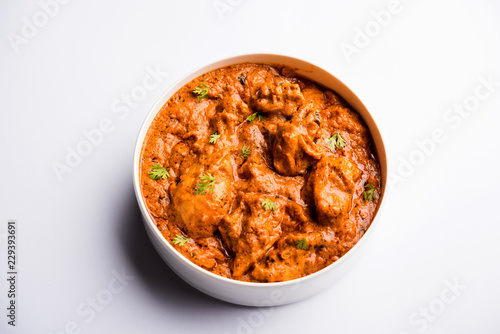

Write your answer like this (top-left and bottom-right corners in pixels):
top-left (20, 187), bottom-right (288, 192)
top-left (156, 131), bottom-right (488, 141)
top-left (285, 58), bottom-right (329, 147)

top-left (252, 81), bottom-right (305, 116)
top-left (272, 123), bottom-right (323, 176)
top-left (239, 155), bottom-right (304, 204)
top-left (251, 229), bottom-right (337, 282)
top-left (305, 156), bottom-right (362, 227)
top-left (170, 151), bottom-right (234, 240)
top-left (219, 194), bottom-right (285, 277)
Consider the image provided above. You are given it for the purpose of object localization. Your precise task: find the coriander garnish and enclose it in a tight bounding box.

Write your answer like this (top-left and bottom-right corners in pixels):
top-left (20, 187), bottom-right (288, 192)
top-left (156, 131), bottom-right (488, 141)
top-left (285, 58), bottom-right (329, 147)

top-left (363, 183), bottom-right (375, 202)
top-left (172, 234), bottom-right (191, 246)
top-left (261, 198), bottom-right (276, 212)
top-left (209, 133), bottom-right (221, 144)
top-left (296, 238), bottom-right (309, 250)
top-left (241, 145), bottom-right (251, 158)
top-left (247, 112), bottom-right (264, 123)
top-left (193, 83), bottom-right (209, 101)
top-left (195, 173), bottom-right (216, 195)
top-left (149, 164), bottom-right (170, 180)
top-left (324, 132), bottom-right (346, 152)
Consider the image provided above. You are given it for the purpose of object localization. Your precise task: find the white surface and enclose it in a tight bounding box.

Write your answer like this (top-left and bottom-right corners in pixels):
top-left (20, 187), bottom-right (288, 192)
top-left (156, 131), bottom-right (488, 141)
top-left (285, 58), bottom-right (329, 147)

top-left (1, 0), bottom-right (499, 333)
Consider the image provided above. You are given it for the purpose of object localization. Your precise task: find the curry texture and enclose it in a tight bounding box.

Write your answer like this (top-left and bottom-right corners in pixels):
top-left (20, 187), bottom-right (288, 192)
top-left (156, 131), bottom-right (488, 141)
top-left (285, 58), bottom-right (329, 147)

top-left (140, 63), bottom-right (380, 282)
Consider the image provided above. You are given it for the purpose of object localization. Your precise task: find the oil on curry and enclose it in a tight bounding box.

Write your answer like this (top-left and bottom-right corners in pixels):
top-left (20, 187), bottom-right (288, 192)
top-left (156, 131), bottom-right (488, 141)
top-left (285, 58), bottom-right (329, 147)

top-left (140, 63), bottom-right (381, 282)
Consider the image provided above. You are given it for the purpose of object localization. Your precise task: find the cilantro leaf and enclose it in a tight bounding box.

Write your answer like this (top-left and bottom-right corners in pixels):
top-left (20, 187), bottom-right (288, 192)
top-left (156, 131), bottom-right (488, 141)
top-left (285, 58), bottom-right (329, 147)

top-left (149, 164), bottom-right (170, 180)
top-left (247, 112), bottom-right (264, 123)
top-left (193, 83), bottom-right (209, 101)
top-left (363, 183), bottom-right (375, 202)
top-left (324, 133), bottom-right (346, 152)
top-left (241, 145), bottom-right (251, 158)
top-left (195, 173), bottom-right (216, 195)
top-left (209, 133), bottom-right (221, 144)
top-left (261, 198), bottom-right (276, 212)
top-left (296, 238), bottom-right (309, 250)
top-left (172, 234), bottom-right (191, 246)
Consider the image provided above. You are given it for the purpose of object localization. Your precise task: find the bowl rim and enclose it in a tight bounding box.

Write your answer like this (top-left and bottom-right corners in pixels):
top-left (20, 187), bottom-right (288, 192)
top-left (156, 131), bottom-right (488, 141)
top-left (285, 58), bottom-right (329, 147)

top-left (133, 52), bottom-right (387, 288)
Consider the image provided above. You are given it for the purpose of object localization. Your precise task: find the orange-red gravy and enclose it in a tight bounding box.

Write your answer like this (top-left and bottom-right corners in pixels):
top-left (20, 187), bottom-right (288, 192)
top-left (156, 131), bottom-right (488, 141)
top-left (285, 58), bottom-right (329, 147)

top-left (140, 63), bottom-right (380, 282)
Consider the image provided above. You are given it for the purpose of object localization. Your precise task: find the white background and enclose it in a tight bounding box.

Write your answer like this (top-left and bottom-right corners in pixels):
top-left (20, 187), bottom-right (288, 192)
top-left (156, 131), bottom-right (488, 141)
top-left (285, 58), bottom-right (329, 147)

top-left (1, 0), bottom-right (500, 333)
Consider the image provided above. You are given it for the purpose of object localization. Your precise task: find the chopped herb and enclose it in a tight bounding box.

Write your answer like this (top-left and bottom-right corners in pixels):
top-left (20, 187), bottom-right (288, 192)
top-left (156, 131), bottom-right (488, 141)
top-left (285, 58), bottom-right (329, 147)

top-left (324, 132), bottom-right (346, 152)
top-left (195, 173), bottom-right (216, 195)
top-left (238, 74), bottom-right (247, 85)
top-left (209, 133), bottom-right (221, 144)
top-left (149, 164), bottom-right (170, 180)
top-left (296, 238), bottom-right (309, 250)
top-left (247, 112), bottom-right (264, 123)
top-left (172, 234), bottom-right (191, 246)
top-left (193, 83), bottom-right (209, 101)
top-left (364, 183), bottom-right (375, 202)
top-left (241, 145), bottom-right (251, 158)
top-left (262, 198), bottom-right (276, 212)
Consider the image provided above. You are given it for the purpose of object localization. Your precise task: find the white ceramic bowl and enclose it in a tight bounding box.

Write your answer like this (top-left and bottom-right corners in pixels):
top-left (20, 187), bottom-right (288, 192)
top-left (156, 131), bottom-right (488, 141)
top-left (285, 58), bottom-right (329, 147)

top-left (133, 53), bottom-right (387, 307)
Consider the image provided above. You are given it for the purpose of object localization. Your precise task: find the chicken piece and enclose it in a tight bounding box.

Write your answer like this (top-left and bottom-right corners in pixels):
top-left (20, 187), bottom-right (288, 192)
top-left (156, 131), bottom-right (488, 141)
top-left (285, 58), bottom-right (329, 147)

top-left (252, 80), bottom-right (305, 116)
top-left (167, 141), bottom-right (195, 180)
top-left (169, 151), bottom-right (234, 240)
top-left (168, 234), bottom-right (227, 270)
top-left (219, 194), bottom-right (284, 277)
top-left (272, 123), bottom-right (323, 176)
top-left (304, 156), bottom-right (362, 227)
top-left (251, 229), bottom-right (337, 282)
top-left (251, 245), bottom-right (306, 282)
top-left (236, 122), bottom-right (271, 164)
top-left (239, 155), bottom-right (304, 204)
top-left (291, 104), bottom-right (321, 139)
top-left (325, 105), bottom-right (366, 136)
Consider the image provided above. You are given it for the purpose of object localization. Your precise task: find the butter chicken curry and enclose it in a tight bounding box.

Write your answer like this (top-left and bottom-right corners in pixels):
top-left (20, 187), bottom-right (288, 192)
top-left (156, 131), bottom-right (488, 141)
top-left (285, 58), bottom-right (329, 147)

top-left (140, 63), bottom-right (380, 282)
